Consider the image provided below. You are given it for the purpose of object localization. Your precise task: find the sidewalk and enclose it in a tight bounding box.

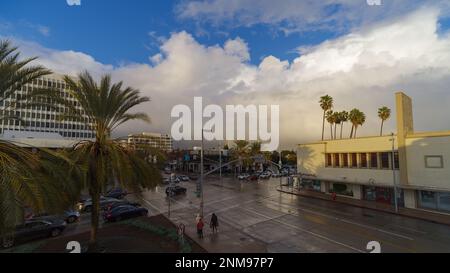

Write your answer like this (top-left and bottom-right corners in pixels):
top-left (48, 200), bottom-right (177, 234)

top-left (165, 210), bottom-right (267, 253)
top-left (277, 187), bottom-right (450, 226)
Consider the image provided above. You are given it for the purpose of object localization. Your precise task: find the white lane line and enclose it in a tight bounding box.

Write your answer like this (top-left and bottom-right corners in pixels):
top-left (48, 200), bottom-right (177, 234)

top-left (264, 198), bottom-right (414, 241)
top-left (242, 207), bottom-right (365, 253)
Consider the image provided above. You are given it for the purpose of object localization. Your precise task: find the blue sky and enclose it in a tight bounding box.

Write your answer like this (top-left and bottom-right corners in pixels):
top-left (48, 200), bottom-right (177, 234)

top-left (0, 0), bottom-right (348, 66)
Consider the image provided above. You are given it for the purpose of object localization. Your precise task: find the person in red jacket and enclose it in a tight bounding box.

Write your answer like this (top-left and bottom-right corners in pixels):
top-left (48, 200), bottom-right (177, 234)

top-left (197, 217), bottom-right (204, 238)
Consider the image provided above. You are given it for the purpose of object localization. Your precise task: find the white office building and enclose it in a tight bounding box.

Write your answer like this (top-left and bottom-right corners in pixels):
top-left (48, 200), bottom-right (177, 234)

top-left (0, 73), bottom-right (95, 148)
top-left (127, 132), bottom-right (173, 152)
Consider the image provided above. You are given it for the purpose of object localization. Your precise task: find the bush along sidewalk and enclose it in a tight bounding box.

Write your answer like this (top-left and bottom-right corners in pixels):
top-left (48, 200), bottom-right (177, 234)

top-left (121, 218), bottom-right (192, 253)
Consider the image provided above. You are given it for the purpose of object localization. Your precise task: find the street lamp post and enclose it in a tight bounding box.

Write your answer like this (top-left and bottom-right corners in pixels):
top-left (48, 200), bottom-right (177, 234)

top-left (279, 151), bottom-right (282, 189)
top-left (390, 132), bottom-right (399, 213)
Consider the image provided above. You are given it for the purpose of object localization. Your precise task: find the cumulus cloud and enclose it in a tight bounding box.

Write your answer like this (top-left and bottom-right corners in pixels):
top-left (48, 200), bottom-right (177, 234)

top-left (6, 7), bottom-right (450, 148)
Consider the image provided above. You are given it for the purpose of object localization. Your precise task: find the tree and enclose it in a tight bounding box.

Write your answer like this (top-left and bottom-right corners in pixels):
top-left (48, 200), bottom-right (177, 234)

top-left (332, 111), bottom-right (341, 140)
top-left (349, 109), bottom-right (366, 138)
top-left (326, 110), bottom-right (335, 140)
top-left (319, 95), bottom-right (333, 141)
top-left (378, 106), bottom-right (391, 136)
top-left (339, 111), bottom-right (348, 139)
top-left (30, 71), bottom-right (161, 251)
top-left (0, 40), bottom-right (72, 239)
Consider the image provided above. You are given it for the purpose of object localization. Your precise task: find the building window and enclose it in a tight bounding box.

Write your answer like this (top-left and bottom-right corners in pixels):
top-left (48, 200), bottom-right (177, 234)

top-left (334, 154), bottom-right (340, 167)
top-left (342, 153), bottom-right (348, 168)
top-left (425, 156), bottom-right (444, 168)
top-left (380, 152), bottom-right (390, 169)
top-left (370, 153), bottom-right (378, 169)
top-left (419, 191), bottom-right (437, 210)
top-left (360, 153), bottom-right (368, 168)
top-left (325, 154), bottom-right (332, 167)
top-left (350, 153), bottom-right (357, 168)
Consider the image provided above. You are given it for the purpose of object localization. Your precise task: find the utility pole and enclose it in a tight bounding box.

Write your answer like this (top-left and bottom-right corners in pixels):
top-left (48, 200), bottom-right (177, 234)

top-left (391, 132), bottom-right (399, 213)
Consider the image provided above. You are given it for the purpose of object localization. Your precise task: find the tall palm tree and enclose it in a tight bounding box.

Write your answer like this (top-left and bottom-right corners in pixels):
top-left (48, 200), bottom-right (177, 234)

top-left (353, 110), bottom-right (366, 138)
top-left (326, 110), bottom-right (335, 140)
top-left (319, 95), bottom-right (333, 141)
top-left (339, 111), bottom-right (348, 139)
top-left (30, 71), bottom-right (161, 251)
top-left (378, 106), bottom-right (391, 136)
top-left (230, 140), bottom-right (250, 173)
top-left (0, 40), bottom-right (68, 239)
top-left (348, 109), bottom-right (358, 138)
top-left (332, 112), bottom-right (341, 140)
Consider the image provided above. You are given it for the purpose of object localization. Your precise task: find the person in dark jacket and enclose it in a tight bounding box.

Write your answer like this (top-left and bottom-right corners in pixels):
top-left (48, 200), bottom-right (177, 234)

top-left (210, 213), bottom-right (219, 233)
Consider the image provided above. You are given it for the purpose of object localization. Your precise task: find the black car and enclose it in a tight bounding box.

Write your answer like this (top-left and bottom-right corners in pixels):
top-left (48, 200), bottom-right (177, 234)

top-left (77, 197), bottom-right (122, 213)
top-left (105, 200), bottom-right (141, 211)
top-left (165, 186), bottom-right (187, 196)
top-left (32, 210), bottom-right (80, 224)
top-left (103, 205), bottom-right (148, 222)
top-left (105, 188), bottom-right (128, 199)
top-left (1, 219), bottom-right (66, 248)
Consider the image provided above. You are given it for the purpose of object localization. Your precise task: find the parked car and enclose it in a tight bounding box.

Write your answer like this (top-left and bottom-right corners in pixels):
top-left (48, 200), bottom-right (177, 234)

top-left (259, 173), bottom-right (271, 179)
top-left (31, 210), bottom-right (80, 224)
top-left (165, 186), bottom-right (187, 196)
top-left (246, 175), bottom-right (259, 181)
top-left (238, 174), bottom-right (249, 180)
top-left (105, 200), bottom-right (141, 212)
top-left (105, 188), bottom-right (128, 199)
top-left (179, 175), bottom-right (190, 182)
top-left (103, 205), bottom-right (148, 222)
top-left (1, 219), bottom-right (66, 248)
top-left (188, 175), bottom-right (199, 181)
top-left (77, 197), bottom-right (122, 213)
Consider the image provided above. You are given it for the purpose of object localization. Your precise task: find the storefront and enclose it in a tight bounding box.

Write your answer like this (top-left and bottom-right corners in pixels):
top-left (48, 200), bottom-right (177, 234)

top-left (363, 186), bottom-right (404, 206)
top-left (300, 178), bottom-right (321, 192)
top-left (418, 191), bottom-right (450, 213)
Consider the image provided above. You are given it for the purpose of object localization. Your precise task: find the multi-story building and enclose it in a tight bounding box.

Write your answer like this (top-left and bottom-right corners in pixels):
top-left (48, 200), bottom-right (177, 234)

top-left (126, 132), bottom-right (173, 152)
top-left (297, 92), bottom-right (450, 214)
top-left (0, 73), bottom-right (95, 148)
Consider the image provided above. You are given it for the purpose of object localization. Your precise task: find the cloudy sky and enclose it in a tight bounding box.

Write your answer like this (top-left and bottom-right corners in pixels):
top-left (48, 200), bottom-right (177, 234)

top-left (1, 1), bottom-right (450, 149)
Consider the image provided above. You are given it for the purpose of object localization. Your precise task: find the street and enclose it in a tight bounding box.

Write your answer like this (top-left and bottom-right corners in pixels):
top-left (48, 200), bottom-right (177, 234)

top-left (134, 176), bottom-right (450, 253)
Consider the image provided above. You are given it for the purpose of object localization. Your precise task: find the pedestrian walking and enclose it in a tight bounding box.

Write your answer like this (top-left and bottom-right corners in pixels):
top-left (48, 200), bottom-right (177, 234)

top-left (332, 192), bottom-right (337, 201)
top-left (177, 223), bottom-right (185, 244)
top-left (210, 213), bottom-right (219, 233)
top-left (197, 217), bottom-right (204, 238)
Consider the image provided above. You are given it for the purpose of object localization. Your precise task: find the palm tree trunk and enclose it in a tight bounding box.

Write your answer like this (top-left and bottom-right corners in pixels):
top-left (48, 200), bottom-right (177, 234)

top-left (321, 111), bottom-right (325, 141)
top-left (330, 124), bottom-right (333, 140)
top-left (334, 124), bottom-right (337, 140)
top-left (340, 123), bottom-right (343, 139)
top-left (380, 120), bottom-right (384, 136)
top-left (89, 190), bottom-right (100, 252)
top-left (354, 126), bottom-right (358, 138)
top-left (350, 125), bottom-right (354, 138)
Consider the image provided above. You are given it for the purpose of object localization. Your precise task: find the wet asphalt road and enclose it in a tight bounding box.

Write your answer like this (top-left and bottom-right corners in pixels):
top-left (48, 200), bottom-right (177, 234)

top-left (135, 176), bottom-right (450, 253)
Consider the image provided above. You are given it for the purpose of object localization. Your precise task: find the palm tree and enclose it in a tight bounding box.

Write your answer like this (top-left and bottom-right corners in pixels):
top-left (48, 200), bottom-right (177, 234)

top-left (351, 110), bottom-right (366, 138)
top-left (348, 109), bottom-right (358, 138)
top-left (319, 95), bottom-right (333, 141)
top-left (30, 71), bottom-right (161, 251)
top-left (339, 111), bottom-right (348, 139)
top-left (332, 112), bottom-right (341, 140)
top-left (326, 110), bottom-right (335, 140)
top-left (230, 140), bottom-right (251, 173)
top-left (378, 106), bottom-right (391, 136)
top-left (0, 40), bottom-right (68, 238)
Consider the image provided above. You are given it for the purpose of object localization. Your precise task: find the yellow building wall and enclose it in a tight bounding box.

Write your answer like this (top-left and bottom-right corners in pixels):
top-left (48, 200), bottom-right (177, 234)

top-left (405, 135), bottom-right (450, 191)
top-left (298, 137), bottom-right (400, 187)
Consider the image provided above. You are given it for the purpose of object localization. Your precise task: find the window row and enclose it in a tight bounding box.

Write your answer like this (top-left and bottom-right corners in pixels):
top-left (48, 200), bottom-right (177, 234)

top-left (325, 152), bottom-right (399, 170)
top-left (1, 120), bottom-right (93, 130)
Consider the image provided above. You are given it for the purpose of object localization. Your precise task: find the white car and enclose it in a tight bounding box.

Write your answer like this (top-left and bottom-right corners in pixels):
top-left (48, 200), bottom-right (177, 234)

top-left (238, 174), bottom-right (249, 180)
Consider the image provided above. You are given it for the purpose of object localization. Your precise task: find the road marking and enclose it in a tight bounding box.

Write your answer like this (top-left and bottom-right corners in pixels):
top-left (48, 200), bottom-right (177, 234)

top-left (242, 207), bottom-right (365, 253)
top-left (264, 198), bottom-right (414, 241)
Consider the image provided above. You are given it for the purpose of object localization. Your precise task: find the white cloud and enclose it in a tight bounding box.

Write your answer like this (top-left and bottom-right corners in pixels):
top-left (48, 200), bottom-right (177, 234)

top-left (176, 0), bottom-right (450, 34)
top-left (7, 7), bottom-right (450, 148)
top-left (66, 0), bottom-right (81, 6)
